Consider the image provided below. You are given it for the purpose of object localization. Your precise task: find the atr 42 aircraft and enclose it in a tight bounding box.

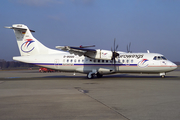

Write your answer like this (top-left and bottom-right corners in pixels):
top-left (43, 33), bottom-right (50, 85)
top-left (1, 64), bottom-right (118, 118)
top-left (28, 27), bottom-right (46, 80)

top-left (5, 24), bottom-right (177, 78)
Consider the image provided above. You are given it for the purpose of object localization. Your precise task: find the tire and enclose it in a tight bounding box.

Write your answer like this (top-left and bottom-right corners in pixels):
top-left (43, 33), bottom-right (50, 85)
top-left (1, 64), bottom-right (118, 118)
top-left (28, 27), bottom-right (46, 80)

top-left (87, 73), bottom-right (94, 79)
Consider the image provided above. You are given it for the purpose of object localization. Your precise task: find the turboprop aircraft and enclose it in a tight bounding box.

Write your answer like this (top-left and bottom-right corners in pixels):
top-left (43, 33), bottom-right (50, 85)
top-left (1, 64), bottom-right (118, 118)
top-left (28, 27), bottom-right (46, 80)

top-left (5, 24), bottom-right (177, 78)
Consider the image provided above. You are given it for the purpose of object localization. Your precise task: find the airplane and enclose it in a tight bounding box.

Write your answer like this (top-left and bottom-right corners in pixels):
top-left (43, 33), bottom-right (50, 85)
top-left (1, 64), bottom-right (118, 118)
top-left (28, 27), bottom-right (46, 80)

top-left (5, 24), bottom-right (177, 79)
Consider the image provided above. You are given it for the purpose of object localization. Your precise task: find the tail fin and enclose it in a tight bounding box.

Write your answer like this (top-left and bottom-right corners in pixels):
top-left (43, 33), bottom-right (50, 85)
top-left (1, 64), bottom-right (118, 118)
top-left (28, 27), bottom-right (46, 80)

top-left (5, 24), bottom-right (59, 56)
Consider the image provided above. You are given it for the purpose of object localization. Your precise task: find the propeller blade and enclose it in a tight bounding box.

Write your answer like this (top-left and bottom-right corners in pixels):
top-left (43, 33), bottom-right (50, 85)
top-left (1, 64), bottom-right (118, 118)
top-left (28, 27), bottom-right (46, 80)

top-left (114, 38), bottom-right (116, 52)
top-left (129, 42), bottom-right (131, 53)
top-left (116, 45), bottom-right (118, 51)
top-left (127, 42), bottom-right (132, 53)
top-left (110, 38), bottom-right (120, 70)
top-left (129, 42), bottom-right (131, 49)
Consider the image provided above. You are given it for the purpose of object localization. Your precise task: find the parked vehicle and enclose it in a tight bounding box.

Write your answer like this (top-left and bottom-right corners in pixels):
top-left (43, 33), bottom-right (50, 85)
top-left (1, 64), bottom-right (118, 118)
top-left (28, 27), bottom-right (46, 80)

top-left (39, 67), bottom-right (55, 73)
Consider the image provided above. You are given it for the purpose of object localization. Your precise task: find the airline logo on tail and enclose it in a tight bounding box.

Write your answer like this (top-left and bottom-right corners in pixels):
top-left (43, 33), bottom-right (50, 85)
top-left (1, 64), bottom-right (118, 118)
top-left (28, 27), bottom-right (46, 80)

top-left (21, 39), bottom-right (35, 53)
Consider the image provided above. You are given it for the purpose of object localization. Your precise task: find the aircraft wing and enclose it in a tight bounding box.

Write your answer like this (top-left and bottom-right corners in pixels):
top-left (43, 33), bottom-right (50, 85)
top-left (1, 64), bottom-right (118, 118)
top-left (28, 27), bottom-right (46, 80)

top-left (56, 46), bottom-right (96, 57)
top-left (56, 46), bottom-right (114, 60)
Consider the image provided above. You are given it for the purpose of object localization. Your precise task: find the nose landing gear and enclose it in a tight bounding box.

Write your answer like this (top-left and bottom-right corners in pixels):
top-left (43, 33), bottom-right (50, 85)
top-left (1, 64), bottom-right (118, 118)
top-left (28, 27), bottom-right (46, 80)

top-left (160, 72), bottom-right (166, 78)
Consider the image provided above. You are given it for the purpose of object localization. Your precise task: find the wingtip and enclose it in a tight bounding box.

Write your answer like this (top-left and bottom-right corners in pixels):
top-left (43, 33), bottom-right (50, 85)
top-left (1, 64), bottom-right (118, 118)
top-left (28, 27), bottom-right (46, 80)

top-left (4, 26), bottom-right (12, 29)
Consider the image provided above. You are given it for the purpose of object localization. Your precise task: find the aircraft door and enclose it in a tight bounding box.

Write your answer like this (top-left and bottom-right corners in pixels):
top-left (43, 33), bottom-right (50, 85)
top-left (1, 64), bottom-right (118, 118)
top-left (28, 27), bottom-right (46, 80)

top-left (54, 59), bottom-right (59, 69)
top-left (116, 58), bottom-right (120, 71)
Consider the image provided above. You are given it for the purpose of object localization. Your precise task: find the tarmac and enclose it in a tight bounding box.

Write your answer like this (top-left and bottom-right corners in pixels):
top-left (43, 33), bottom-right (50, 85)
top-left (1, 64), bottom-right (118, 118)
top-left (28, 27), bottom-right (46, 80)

top-left (0, 68), bottom-right (180, 120)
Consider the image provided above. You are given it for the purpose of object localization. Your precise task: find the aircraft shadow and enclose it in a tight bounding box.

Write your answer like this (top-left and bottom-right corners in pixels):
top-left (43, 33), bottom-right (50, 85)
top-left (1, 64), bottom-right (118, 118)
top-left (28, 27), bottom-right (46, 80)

top-left (41, 74), bottom-right (179, 80)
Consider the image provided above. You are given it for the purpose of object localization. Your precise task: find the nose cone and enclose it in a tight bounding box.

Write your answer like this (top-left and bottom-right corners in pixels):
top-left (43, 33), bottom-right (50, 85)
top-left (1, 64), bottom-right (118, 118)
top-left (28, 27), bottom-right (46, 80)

top-left (172, 62), bottom-right (178, 70)
top-left (167, 61), bottom-right (177, 71)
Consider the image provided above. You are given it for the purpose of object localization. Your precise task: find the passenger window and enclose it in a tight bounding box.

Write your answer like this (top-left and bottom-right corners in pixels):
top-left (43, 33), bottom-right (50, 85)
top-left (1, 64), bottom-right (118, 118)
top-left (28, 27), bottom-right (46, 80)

top-left (106, 60), bottom-right (108, 63)
top-left (78, 60), bottom-right (80, 62)
top-left (127, 60), bottom-right (129, 63)
top-left (71, 59), bottom-right (73, 62)
top-left (67, 59), bottom-right (69, 62)
top-left (94, 60), bottom-right (96, 62)
top-left (98, 60), bottom-right (100, 62)
top-left (131, 60), bottom-right (133, 63)
top-left (74, 59), bottom-right (76, 63)
top-left (102, 60), bottom-right (104, 63)
top-left (158, 56), bottom-right (161, 60)
top-left (122, 60), bottom-right (124, 63)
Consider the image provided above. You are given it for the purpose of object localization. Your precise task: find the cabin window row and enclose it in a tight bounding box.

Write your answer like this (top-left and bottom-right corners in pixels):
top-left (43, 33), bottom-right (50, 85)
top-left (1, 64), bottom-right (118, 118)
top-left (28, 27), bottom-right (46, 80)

top-left (120, 59), bottom-right (134, 64)
top-left (63, 59), bottom-right (111, 63)
top-left (63, 59), bottom-right (134, 64)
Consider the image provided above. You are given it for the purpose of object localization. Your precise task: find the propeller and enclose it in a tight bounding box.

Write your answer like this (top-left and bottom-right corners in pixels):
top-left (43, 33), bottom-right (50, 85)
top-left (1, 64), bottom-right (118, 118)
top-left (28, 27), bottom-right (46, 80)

top-left (127, 42), bottom-right (132, 53)
top-left (111, 38), bottom-right (119, 64)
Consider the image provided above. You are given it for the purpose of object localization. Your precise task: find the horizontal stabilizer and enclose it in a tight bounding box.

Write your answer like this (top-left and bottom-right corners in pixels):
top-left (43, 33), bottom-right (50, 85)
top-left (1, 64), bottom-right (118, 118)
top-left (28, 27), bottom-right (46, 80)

top-left (5, 26), bottom-right (35, 32)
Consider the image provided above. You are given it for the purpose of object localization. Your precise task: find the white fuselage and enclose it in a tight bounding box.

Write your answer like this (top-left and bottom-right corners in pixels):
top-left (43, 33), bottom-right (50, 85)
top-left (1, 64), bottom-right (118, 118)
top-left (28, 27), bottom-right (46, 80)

top-left (13, 52), bottom-right (177, 75)
top-left (7, 24), bottom-right (177, 78)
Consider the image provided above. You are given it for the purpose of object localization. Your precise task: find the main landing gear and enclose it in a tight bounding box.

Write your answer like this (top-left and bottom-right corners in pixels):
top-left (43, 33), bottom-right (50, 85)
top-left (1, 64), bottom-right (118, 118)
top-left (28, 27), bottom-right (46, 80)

top-left (87, 70), bottom-right (103, 79)
top-left (87, 73), bottom-right (94, 79)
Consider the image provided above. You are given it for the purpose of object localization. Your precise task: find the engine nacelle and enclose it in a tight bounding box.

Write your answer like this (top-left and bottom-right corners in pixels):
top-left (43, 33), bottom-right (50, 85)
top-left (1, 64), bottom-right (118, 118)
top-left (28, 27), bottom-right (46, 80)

top-left (95, 49), bottom-right (112, 60)
top-left (98, 68), bottom-right (114, 74)
top-left (87, 49), bottom-right (112, 60)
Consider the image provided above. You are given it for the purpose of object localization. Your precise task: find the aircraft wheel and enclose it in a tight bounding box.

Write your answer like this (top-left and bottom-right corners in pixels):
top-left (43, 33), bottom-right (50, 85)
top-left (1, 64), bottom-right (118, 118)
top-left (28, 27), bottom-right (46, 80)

top-left (87, 73), bottom-right (94, 79)
top-left (160, 73), bottom-right (166, 78)
top-left (161, 75), bottom-right (165, 78)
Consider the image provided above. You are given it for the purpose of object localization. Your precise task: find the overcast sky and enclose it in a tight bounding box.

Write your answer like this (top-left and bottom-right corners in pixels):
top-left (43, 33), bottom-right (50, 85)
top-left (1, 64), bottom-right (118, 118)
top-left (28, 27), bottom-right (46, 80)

top-left (0, 0), bottom-right (180, 61)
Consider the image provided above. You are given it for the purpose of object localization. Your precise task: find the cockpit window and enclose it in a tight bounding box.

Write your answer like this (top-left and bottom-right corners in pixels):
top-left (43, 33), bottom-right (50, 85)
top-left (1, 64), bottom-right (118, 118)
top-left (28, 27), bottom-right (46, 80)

top-left (153, 56), bottom-right (167, 60)
top-left (161, 56), bottom-right (167, 60)
top-left (153, 56), bottom-right (157, 60)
